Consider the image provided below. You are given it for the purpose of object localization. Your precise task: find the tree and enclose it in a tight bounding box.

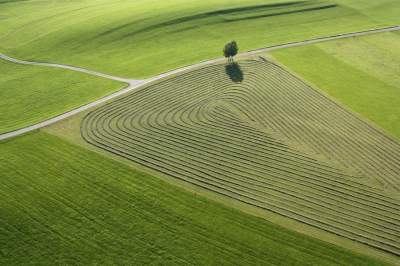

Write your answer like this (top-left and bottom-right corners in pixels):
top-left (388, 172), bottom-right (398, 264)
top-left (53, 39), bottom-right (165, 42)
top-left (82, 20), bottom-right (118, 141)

top-left (223, 41), bottom-right (238, 62)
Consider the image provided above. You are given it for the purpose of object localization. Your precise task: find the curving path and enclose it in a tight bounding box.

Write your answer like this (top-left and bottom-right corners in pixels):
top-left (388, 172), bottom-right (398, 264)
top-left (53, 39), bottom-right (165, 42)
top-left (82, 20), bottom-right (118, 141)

top-left (0, 54), bottom-right (135, 83)
top-left (1, 25), bottom-right (400, 141)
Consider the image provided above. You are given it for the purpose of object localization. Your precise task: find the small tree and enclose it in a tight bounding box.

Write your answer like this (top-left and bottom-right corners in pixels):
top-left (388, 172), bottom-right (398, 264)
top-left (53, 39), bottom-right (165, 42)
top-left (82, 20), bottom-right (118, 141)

top-left (223, 41), bottom-right (238, 62)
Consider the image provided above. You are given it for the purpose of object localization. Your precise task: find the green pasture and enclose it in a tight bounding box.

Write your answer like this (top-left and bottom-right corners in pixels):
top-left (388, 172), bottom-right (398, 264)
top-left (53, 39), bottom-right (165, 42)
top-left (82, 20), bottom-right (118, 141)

top-left (1, 0), bottom-right (400, 264)
top-left (272, 32), bottom-right (400, 140)
top-left (0, 60), bottom-right (122, 133)
top-left (1, 0), bottom-right (399, 77)
top-left (0, 132), bottom-right (390, 265)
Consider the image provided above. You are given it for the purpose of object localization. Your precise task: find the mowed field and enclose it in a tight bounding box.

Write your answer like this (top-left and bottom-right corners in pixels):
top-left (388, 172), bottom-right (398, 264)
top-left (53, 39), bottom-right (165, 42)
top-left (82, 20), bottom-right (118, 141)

top-left (272, 32), bottom-right (400, 139)
top-left (0, 60), bottom-right (122, 134)
top-left (0, 132), bottom-right (389, 265)
top-left (82, 58), bottom-right (400, 256)
top-left (2, 0), bottom-right (400, 264)
top-left (1, 0), bottom-right (400, 77)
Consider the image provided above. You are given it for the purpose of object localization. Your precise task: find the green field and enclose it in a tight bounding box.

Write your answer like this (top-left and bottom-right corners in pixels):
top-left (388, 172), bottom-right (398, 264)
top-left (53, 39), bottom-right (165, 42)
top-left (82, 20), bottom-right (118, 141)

top-left (1, 0), bottom-right (400, 77)
top-left (2, 0), bottom-right (400, 264)
top-left (0, 131), bottom-right (390, 265)
top-left (272, 32), bottom-right (400, 140)
top-left (0, 60), bottom-right (122, 134)
top-left (81, 58), bottom-right (400, 256)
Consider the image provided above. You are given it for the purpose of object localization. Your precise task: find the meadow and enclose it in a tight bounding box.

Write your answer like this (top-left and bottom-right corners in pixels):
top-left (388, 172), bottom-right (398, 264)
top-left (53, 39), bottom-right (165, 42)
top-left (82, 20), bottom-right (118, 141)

top-left (2, 0), bottom-right (400, 264)
top-left (81, 58), bottom-right (400, 256)
top-left (1, 0), bottom-right (400, 77)
top-left (0, 131), bottom-right (390, 265)
top-left (272, 31), bottom-right (400, 139)
top-left (0, 60), bottom-right (122, 134)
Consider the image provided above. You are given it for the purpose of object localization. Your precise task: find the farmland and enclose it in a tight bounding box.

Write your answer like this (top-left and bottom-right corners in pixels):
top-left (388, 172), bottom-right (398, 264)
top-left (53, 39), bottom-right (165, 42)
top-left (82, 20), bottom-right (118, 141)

top-left (1, 0), bottom-right (400, 264)
top-left (81, 58), bottom-right (400, 256)
top-left (1, 0), bottom-right (400, 77)
top-left (272, 31), bottom-right (400, 139)
top-left (0, 132), bottom-right (389, 265)
top-left (0, 60), bottom-right (122, 134)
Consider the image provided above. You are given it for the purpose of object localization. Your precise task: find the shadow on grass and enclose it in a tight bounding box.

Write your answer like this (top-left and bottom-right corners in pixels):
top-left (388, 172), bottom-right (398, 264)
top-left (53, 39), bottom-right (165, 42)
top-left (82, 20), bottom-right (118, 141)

top-left (225, 62), bottom-right (244, 83)
top-left (94, 1), bottom-right (338, 40)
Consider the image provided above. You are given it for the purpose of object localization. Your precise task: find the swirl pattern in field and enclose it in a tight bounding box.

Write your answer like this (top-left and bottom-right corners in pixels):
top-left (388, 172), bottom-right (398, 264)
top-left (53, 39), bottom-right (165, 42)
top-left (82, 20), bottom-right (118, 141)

top-left (82, 59), bottom-right (400, 255)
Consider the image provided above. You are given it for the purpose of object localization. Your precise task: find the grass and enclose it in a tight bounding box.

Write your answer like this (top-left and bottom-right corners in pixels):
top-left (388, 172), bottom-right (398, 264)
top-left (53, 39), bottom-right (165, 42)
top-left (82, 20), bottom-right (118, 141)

top-left (0, 60), bottom-right (123, 134)
top-left (2, 0), bottom-right (400, 263)
top-left (81, 58), bottom-right (400, 256)
top-left (1, 0), bottom-right (400, 77)
top-left (0, 131), bottom-right (391, 265)
top-left (271, 31), bottom-right (400, 140)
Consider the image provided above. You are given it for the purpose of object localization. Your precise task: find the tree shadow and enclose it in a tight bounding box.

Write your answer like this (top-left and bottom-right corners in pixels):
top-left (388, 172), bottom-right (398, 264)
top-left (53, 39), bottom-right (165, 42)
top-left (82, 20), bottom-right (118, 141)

top-left (225, 62), bottom-right (244, 83)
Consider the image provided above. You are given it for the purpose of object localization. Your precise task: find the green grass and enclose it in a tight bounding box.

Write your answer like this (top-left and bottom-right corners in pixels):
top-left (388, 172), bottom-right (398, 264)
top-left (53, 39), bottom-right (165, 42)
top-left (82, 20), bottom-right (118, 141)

top-left (2, 1), bottom-right (400, 263)
top-left (0, 60), bottom-right (123, 134)
top-left (1, 0), bottom-right (400, 77)
top-left (271, 32), bottom-right (400, 140)
top-left (0, 131), bottom-right (392, 265)
top-left (81, 58), bottom-right (400, 256)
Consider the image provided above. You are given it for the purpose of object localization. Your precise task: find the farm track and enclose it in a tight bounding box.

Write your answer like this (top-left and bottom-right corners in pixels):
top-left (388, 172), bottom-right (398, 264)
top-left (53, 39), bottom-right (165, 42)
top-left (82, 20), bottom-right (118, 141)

top-left (1, 25), bottom-right (400, 141)
top-left (82, 59), bottom-right (400, 256)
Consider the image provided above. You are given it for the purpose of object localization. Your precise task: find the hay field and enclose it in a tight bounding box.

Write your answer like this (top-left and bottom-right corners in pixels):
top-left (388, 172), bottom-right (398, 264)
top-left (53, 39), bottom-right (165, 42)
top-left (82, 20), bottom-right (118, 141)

top-left (82, 58), bottom-right (400, 256)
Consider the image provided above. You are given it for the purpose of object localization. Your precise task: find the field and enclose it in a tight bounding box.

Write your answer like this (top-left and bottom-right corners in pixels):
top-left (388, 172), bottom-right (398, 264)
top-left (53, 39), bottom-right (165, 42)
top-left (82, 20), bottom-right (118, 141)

top-left (1, 0), bottom-right (400, 77)
top-left (0, 60), bottom-right (123, 133)
top-left (271, 31), bottom-right (400, 140)
top-left (0, 131), bottom-right (389, 265)
top-left (81, 58), bottom-right (400, 256)
top-left (2, 0), bottom-right (400, 264)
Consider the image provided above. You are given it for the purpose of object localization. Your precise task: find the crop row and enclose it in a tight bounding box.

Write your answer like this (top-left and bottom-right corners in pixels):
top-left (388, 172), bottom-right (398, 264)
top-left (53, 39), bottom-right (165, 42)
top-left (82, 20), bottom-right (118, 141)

top-left (82, 59), bottom-right (400, 255)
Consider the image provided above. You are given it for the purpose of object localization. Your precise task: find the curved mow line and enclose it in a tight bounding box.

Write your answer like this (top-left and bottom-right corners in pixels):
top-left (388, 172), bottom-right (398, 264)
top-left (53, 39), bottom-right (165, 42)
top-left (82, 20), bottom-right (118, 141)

top-left (82, 60), bottom-right (400, 204)
top-left (225, 65), bottom-right (400, 190)
top-left (82, 59), bottom-right (400, 255)
top-left (81, 60), bottom-right (400, 202)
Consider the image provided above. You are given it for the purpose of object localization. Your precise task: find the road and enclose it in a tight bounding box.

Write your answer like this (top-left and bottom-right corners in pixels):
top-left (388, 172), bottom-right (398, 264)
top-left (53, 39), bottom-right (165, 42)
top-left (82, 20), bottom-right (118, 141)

top-left (1, 25), bottom-right (399, 141)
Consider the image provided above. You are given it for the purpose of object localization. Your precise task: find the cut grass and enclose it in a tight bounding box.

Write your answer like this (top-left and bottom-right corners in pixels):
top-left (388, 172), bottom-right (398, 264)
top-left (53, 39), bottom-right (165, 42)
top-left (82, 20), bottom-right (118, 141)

top-left (0, 131), bottom-right (390, 265)
top-left (0, 60), bottom-right (123, 134)
top-left (1, 0), bottom-right (400, 77)
top-left (81, 58), bottom-right (400, 256)
top-left (271, 32), bottom-right (400, 140)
